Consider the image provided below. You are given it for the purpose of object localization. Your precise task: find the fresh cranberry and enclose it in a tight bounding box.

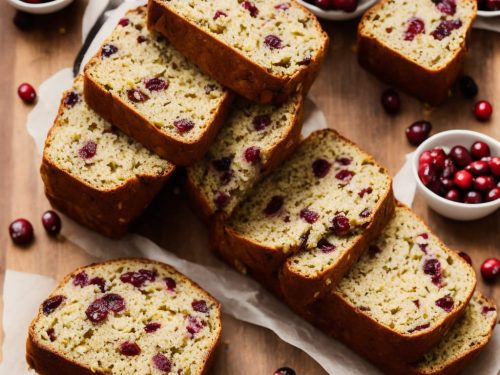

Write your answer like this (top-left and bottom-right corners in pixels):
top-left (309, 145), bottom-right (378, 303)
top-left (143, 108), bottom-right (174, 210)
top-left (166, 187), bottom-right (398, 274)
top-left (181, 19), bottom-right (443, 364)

top-left (312, 159), bottom-right (332, 178)
top-left (244, 146), bottom-right (261, 164)
top-left (300, 208), bottom-right (319, 224)
top-left (263, 196), bottom-right (284, 216)
top-left (186, 316), bottom-right (204, 336)
top-left (463, 190), bottom-right (483, 204)
top-left (63, 91), bottom-right (79, 107)
top-left (145, 77), bottom-right (168, 92)
top-left (242, 1), bottom-right (259, 17)
top-left (433, 0), bottom-right (457, 15)
top-left (314, 0), bottom-right (334, 10)
top-left (101, 44), bottom-right (118, 58)
top-left (380, 89), bottom-right (401, 114)
top-left (164, 277), bottom-right (176, 291)
top-left (335, 170), bottom-right (354, 183)
top-left (486, 0), bottom-right (500, 10)
top-left (368, 245), bottom-right (381, 258)
top-left (486, 188), bottom-right (500, 202)
top-left (264, 35), bottom-right (283, 50)
top-left (458, 252), bottom-right (472, 265)
top-left (18, 83), bottom-right (37, 104)
top-left (118, 18), bottom-right (129, 26)
top-left (404, 17), bottom-right (425, 41)
top-left (473, 100), bottom-right (493, 121)
top-left (102, 293), bottom-right (126, 312)
top-left (441, 158), bottom-right (457, 178)
top-left (42, 295), bottom-right (66, 315)
top-left (358, 187), bottom-right (373, 198)
top-left (450, 146), bottom-right (472, 168)
top-left (145, 322), bottom-right (161, 333)
top-left (332, 0), bottom-right (358, 12)
top-left (152, 353), bottom-right (172, 372)
top-left (458, 76), bottom-right (478, 99)
top-left (253, 114), bottom-right (271, 131)
top-left (78, 141), bottom-right (97, 159)
top-left (127, 89), bottom-right (148, 103)
top-left (470, 142), bottom-right (491, 160)
top-left (431, 19), bottom-right (462, 41)
top-left (435, 296), bottom-right (454, 312)
top-left (41, 210), bottom-right (61, 236)
top-left (406, 121), bottom-right (431, 146)
top-left (213, 10), bottom-right (228, 20)
top-left (490, 157), bottom-right (500, 177)
top-left (119, 341), bottom-right (141, 356)
top-left (440, 177), bottom-right (454, 191)
top-left (174, 119), bottom-right (194, 133)
top-left (192, 300), bottom-right (209, 313)
top-left (466, 161), bottom-right (490, 176)
top-left (317, 239), bottom-right (335, 253)
top-left (445, 189), bottom-right (461, 202)
top-left (73, 271), bottom-right (89, 288)
top-left (480, 258), bottom-right (500, 282)
top-left (214, 191), bottom-right (231, 209)
top-left (9, 218), bottom-right (34, 245)
top-left (453, 170), bottom-right (473, 190)
top-left (331, 214), bottom-right (350, 235)
top-left (419, 151), bottom-right (433, 165)
top-left (474, 176), bottom-right (495, 192)
top-left (429, 148), bottom-right (446, 172)
top-left (274, 368), bottom-right (296, 375)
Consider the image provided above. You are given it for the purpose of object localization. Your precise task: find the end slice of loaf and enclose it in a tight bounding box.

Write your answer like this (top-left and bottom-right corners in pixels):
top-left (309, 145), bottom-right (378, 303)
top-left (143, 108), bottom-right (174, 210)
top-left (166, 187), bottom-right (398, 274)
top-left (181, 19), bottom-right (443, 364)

top-left (41, 76), bottom-right (174, 238)
top-left (214, 129), bottom-right (394, 306)
top-left (84, 6), bottom-right (233, 166)
top-left (312, 204), bottom-right (476, 362)
top-left (185, 94), bottom-right (304, 221)
top-left (27, 258), bottom-right (221, 375)
top-left (147, 0), bottom-right (329, 104)
top-left (358, 0), bottom-right (477, 104)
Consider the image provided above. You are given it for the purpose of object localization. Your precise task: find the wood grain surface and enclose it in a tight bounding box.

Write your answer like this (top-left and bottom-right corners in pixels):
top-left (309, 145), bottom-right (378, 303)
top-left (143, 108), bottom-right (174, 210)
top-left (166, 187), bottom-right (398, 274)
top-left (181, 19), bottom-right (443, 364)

top-left (0, 1), bottom-right (498, 374)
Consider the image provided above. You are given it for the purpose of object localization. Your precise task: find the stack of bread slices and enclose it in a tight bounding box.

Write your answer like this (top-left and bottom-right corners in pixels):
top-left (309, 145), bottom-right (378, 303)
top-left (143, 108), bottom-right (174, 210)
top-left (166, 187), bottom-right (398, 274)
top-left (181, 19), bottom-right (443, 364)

top-left (35, 1), bottom-right (495, 375)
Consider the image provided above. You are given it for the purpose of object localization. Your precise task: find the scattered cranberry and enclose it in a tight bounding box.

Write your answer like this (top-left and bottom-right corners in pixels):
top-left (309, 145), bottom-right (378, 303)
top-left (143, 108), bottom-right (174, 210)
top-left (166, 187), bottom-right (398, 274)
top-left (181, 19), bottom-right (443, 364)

top-left (18, 83), bottom-right (37, 104)
top-left (120, 269), bottom-right (156, 288)
top-left (264, 35), bottom-right (283, 50)
top-left (435, 296), bottom-right (454, 312)
top-left (174, 119), bottom-right (195, 133)
top-left (473, 176), bottom-right (495, 192)
top-left (78, 140), bottom-right (97, 159)
top-left (453, 170), bottom-right (473, 190)
top-left (127, 89), bottom-right (148, 103)
top-left (63, 91), bottom-right (79, 107)
top-left (103, 293), bottom-right (126, 313)
top-left (312, 159), bottom-right (332, 178)
top-left (89, 277), bottom-right (106, 292)
top-left (46, 328), bottom-right (56, 342)
top-left (41, 210), bottom-right (61, 236)
top-left (423, 258), bottom-right (443, 286)
top-left (73, 271), bottom-right (89, 288)
top-left (335, 169), bottom-right (354, 183)
top-left (164, 277), bottom-right (176, 291)
top-left (263, 196), bottom-right (284, 216)
top-left (85, 298), bottom-right (108, 323)
top-left (214, 191), bottom-right (231, 209)
top-left (458, 252), bottom-right (472, 265)
top-left (118, 18), bottom-right (129, 27)
top-left (489, 157), bottom-right (500, 177)
top-left (300, 208), bottom-right (319, 224)
top-left (275, 3), bottom-right (291, 10)
top-left (152, 353), bottom-right (172, 372)
top-left (213, 10), bottom-right (228, 20)
top-left (317, 238), bottom-right (335, 253)
top-left (434, 0), bottom-right (457, 15)
top-left (473, 100), bottom-right (493, 121)
top-left (119, 341), bottom-right (141, 356)
top-left (42, 295), bottom-right (66, 315)
top-left (406, 121), bottom-right (431, 146)
top-left (145, 77), bottom-right (168, 92)
top-left (331, 214), bottom-right (350, 235)
top-left (9, 218), bottom-right (34, 245)
top-left (463, 190), bottom-right (483, 204)
top-left (458, 76), bottom-right (478, 99)
top-left (101, 44), bottom-right (118, 58)
top-left (192, 300), bottom-right (209, 313)
top-left (450, 146), bottom-right (472, 168)
top-left (145, 322), bottom-right (161, 333)
top-left (404, 17), bottom-right (425, 41)
top-left (486, 188), bottom-right (500, 202)
top-left (431, 19), bottom-right (462, 41)
top-left (186, 316), bottom-right (204, 337)
top-left (253, 114), bottom-right (271, 131)
top-left (480, 258), bottom-right (500, 282)
top-left (274, 368), bottom-right (296, 375)
top-left (242, 1), bottom-right (259, 17)
top-left (380, 89), bottom-right (401, 114)
top-left (244, 146), bottom-right (261, 164)
top-left (445, 189), bottom-right (461, 202)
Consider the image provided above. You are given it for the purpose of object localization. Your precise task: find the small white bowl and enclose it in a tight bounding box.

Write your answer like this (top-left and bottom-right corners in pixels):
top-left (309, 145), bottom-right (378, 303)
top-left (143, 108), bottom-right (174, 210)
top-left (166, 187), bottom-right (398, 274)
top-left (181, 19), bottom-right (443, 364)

top-left (6, 0), bottom-right (74, 15)
top-left (477, 9), bottom-right (500, 18)
top-left (297, 0), bottom-right (377, 21)
top-left (412, 130), bottom-right (500, 221)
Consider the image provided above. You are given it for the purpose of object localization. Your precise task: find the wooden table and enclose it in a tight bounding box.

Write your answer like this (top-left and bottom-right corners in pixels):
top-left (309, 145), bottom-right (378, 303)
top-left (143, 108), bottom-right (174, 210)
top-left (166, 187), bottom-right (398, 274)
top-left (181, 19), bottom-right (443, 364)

top-left (0, 1), bottom-right (498, 374)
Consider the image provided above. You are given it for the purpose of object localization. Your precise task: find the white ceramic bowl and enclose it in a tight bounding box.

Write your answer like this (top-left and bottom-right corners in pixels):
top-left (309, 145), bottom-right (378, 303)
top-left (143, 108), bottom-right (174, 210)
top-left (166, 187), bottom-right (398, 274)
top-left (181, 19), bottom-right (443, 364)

top-left (477, 9), bottom-right (500, 18)
top-left (6, 0), bottom-right (74, 14)
top-left (412, 130), bottom-right (500, 221)
top-left (297, 0), bottom-right (377, 21)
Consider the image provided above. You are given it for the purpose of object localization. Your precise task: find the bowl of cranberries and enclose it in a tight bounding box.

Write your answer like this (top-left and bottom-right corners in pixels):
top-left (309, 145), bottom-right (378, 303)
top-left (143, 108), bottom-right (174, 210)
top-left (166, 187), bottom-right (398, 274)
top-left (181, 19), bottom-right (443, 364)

top-left (412, 130), bottom-right (500, 221)
top-left (7, 0), bottom-right (74, 15)
top-left (298, 0), bottom-right (377, 20)
top-left (477, 0), bottom-right (500, 17)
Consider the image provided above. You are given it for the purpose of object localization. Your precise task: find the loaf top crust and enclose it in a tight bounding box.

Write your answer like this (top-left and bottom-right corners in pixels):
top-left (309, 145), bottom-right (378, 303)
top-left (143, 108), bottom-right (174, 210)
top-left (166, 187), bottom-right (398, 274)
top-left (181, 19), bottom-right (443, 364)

top-left (43, 76), bottom-right (173, 191)
top-left (154, 0), bottom-right (328, 77)
top-left (84, 7), bottom-right (230, 143)
top-left (28, 259), bottom-right (221, 375)
top-left (359, 0), bottom-right (477, 70)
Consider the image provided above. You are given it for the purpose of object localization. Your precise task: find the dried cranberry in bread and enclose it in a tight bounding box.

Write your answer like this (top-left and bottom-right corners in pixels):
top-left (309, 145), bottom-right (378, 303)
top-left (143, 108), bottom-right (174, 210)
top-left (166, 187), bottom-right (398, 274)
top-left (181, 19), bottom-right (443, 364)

top-left (84, 7), bottom-right (233, 166)
top-left (147, 0), bottom-right (329, 104)
top-left (358, 0), bottom-right (477, 105)
top-left (214, 129), bottom-right (394, 306)
top-left (41, 76), bottom-right (174, 238)
top-left (27, 258), bottom-right (221, 375)
top-left (185, 94), bottom-right (304, 221)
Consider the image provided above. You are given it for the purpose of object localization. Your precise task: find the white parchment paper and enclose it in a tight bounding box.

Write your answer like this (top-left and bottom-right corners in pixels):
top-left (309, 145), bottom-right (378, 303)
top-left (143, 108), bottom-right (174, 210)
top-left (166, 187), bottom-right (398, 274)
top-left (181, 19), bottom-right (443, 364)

top-left (2, 1), bottom-right (498, 374)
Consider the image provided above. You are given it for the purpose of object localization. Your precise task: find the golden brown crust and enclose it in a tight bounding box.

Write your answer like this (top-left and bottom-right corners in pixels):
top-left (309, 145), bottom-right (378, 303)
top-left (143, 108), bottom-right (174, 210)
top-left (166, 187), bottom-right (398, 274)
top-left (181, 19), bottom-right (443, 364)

top-left (26, 258), bottom-right (222, 375)
top-left (147, 0), bottom-right (329, 104)
top-left (357, 0), bottom-right (477, 105)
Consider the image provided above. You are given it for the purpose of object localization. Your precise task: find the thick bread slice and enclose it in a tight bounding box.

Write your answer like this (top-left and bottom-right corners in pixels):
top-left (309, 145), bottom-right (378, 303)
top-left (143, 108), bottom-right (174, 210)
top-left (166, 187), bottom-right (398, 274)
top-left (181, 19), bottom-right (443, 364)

top-left (27, 258), bottom-right (221, 375)
top-left (147, 0), bottom-right (329, 104)
top-left (84, 7), bottom-right (233, 166)
top-left (214, 129), bottom-right (394, 305)
top-left (358, 0), bottom-right (477, 105)
top-left (185, 94), bottom-right (304, 221)
top-left (41, 76), bottom-right (174, 239)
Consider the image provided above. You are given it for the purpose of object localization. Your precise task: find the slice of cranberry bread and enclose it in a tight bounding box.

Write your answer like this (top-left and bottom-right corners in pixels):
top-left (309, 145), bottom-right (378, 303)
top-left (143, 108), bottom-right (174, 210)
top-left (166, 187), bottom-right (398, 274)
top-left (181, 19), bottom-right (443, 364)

top-left (358, 0), bottom-right (477, 105)
top-left (311, 205), bottom-right (476, 363)
top-left (147, 0), bottom-right (329, 104)
top-left (27, 259), bottom-right (221, 375)
top-left (84, 6), bottom-right (233, 166)
top-left (185, 94), bottom-right (304, 221)
top-left (214, 129), bottom-right (394, 306)
top-left (41, 76), bottom-right (174, 238)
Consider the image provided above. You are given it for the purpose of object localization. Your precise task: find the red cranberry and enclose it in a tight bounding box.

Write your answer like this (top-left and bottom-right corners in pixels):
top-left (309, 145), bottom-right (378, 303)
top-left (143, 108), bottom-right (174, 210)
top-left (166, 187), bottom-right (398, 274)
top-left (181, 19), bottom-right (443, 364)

top-left (63, 91), bottom-right (79, 107)
top-left (433, 0), bottom-right (457, 15)
top-left (435, 296), bottom-right (454, 312)
top-left (164, 277), bottom-right (176, 291)
top-left (418, 163), bottom-right (438, 186)
top-left (335, 170), bottom-right (354, 183)
top-left (440, 177), bottom-right (454, 191)
top-left (489, 157), bottom-right (500, 177)
top-left (450, 146), bottom-right (472, 168)
top-left (263, 196), bottom-right (284, 216)
top-left (264, 35), bottom-right (283, 50)
top-left (358, 187), bottom-right (373, 198)
top-left (186, 316), bottom-right (204, 337)
top-left (458, 76), bottom-right (478, 99)
top-left (480, 258), bottom-right (500, 282)
top-left (431, 19), bottom-right (462, 41)
top-left (312, 159), bottom-right (332, 178)
top-left (119, 341), bottom-right (141, 356)
top-left (120, 269), bottom-right (156, 288)
top-left (419, 151), bottom-right (433, 165)
top-left (404, 17), bottom-right (425, 41)
top-left (252, 114), bottom-right (271, 131)
top-left (423, 258), bottom-right (443, 286)
top-left (314, 0), bottom-right (334, 9)
top-left (408, 323), bottom-right (431, 333)
top-left (486, 0), bottom-right (500, 10)
top-left (101, 44), bottom-right (118, 57)
top-left (41, 210), bottom-right (61, 236)
top-left (332, 0), bottom-right (358, 12)
top-left (242, 1), bottom-right (259, 17)
top-left (213, 10), bottom-right (228, 20)
top-left (458, 252), bottom-right (472, 265)
top-left (331, 214), bottom-right (350, 235)
top-left (214, 191), bottom-right (231, 209)
top-left (453, 170), bottom-right (473, 190)
top-left (359, 208), bottom-right (371, 218)
top-left (470, 141), bottom-right (490, 160)
top-left (145, 77), bottom-right (168, 92)
top-left (442, 158), bottom-right (457, 178)
top-left (466, 161), bottom-right (490, 176)
top-left (145, 322), bottom-right (161, 333)
top-left (482, 306), bottom-right (497, 314)
top-left (9, 218), bottom-right (34, 245)
top-left (429, 148), bottom-right (446, 172)
top-left (298, 55), bottom-right (312, 66)
top-left (89, 277), bottom-right (106, 292)
top-left (73, 271), bottom-right (89, 288)
top-left (317, 239), bottom-right (336, 253)
top-left (406, 121), bottom-right (431, 146)
top-left (473, 100), bottom-right (493, 121)
top-left (42, 295), bottom-right (66, 315)
top-left (78, 141), bottom-right (97, 159)
top-left (336, 156), bottom-right (352, 166)
top-left (152, 353), bottom-right (172, 372)
top-left (192, 300), bottom-right (209, 313)
top-left (274, 368), bottom-right (296, 375)
top-left (244, 146), bottom-right (261, 164)
top-left (445, 189), bottom-right (461, 202)
top-left (463, 190), bottom-right (483, 204)
top-left (127, 89), bottom-right (148, 103)
top-left (300, 208), bottom-right (319, 224)
top-left (118, 18), bottom-right (129, 26)
top-left (18, 83), bottom-right (37, 104)
top-left (486, 188), bottom-right (500, 202)
top-left (474, 176), bottom-right (495, 192)
top-left (85, 299), bottom-right (110, 323)
top-left (47, 328), bottom-right (56, 342)
top-left (174, 119), bottom-right (194, 133)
